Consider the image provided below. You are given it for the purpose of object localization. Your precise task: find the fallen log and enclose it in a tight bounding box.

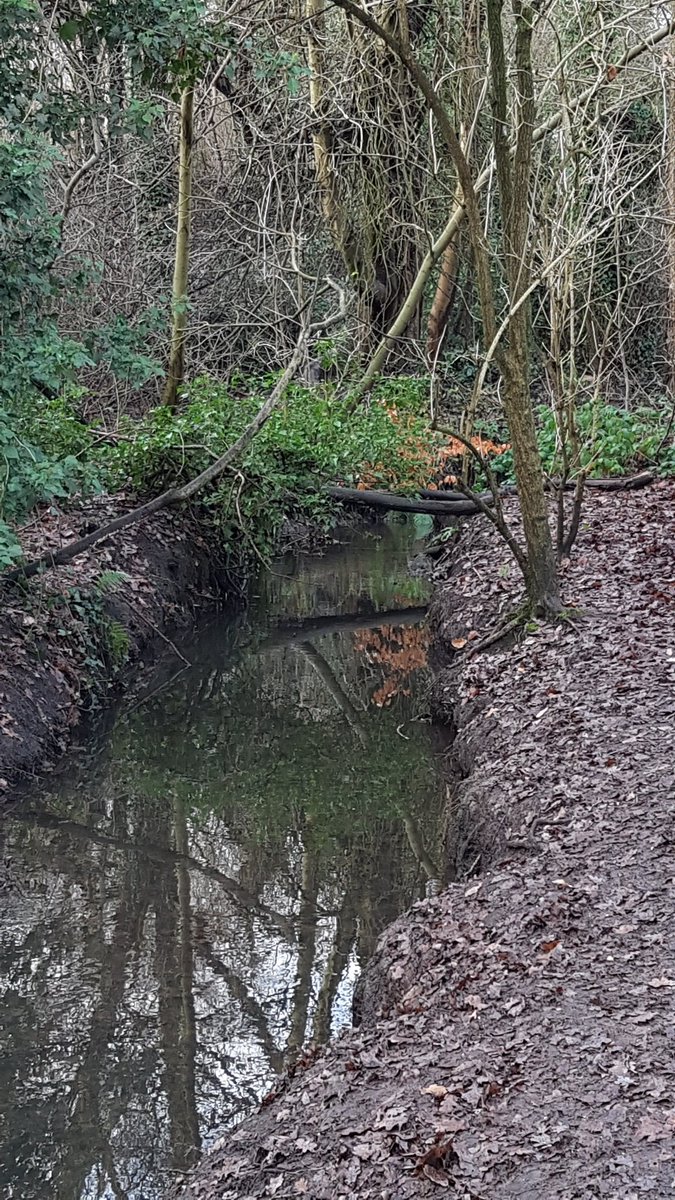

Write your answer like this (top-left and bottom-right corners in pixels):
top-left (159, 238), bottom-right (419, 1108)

top-left (325, 485), bottom-right (481, 516)
top-left (417, 471), bottom-right (653, 505)
top-left (578, 471), bottom-right (654, 491)
top-left (418, 486), bottom-right (495, 504)
top-left (258, 605), bottom-right (428, 650)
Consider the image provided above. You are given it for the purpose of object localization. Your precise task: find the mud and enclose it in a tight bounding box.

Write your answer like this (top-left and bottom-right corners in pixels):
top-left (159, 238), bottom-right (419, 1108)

top-left (0, 496), bottom-right (232, 789)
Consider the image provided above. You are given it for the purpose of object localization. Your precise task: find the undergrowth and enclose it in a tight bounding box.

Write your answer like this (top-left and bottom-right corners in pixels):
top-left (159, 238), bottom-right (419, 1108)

top-left (2, 374), bottom-right (674, 571)
top-left (17, 375), bottom-right (448, 566)
top-left (482, 399), bottom-right (675, 484)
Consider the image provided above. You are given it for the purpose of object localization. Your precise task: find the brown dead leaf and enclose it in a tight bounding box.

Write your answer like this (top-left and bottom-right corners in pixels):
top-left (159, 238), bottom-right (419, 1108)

top-left (540, 938), bottom-right (561, 953)
top-left (451, 637), bottom-right (467, 650)
top-left (465, 993), bottom-right (487, 1010)
top-left (423, 1164), bottom-right (450, 1187)
top-left (422, 1084), bottom-right (448, 1100)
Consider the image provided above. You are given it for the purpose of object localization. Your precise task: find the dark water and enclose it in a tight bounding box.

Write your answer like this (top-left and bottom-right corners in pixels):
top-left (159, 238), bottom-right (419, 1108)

top-left (0, 518), bottom-right (445, 1200)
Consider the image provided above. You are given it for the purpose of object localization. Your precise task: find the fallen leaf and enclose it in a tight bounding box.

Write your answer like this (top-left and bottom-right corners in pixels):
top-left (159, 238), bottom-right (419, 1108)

top-left (423, 1164), bottom-right (450, 1186)
top-left (465, 993), bottom-right (487, 1010)
top-left (352, 1140), bottom-right (377, 1161)
top-left (636, 1115), bottom-right (674, 1142)
top-left (451, 637), bottom-right (467, 650)
top-left (648, 977), bottom-right (675, 988)
top-left (422, 1084), bottom-right (448, 1100)
top-left (540, 938), bottom-right (561, 953)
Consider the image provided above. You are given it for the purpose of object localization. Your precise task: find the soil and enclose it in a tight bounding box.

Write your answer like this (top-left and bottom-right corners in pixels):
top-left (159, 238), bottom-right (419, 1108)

top-left (176, 480), bottom-right (675, 1199)
top-left (0, 498), bottom-right (363, 792)
top-left (0, 495), bottom-right (234, 791)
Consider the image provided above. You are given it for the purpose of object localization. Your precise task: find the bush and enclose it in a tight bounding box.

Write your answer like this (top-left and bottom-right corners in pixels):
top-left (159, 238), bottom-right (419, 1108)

top-left (89, 376), bottom-right (440, 559)
top-left (483, 399), bottom-right (675, 484)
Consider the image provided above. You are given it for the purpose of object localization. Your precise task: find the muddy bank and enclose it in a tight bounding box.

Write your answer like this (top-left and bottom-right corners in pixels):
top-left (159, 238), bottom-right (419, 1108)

top-left (0, 496), bottom-right (234, 790)
top-left (0, 496), bottom-right (375, 791)
top-left (177, 480), bottom-right (675, 1199)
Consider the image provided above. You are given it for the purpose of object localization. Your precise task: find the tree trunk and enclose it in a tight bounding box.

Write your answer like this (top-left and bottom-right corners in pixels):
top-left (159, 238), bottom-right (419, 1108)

top-left (306, 0), bottom-right (355, 275)
top-left (426, 230), bottom-right (461, 362)
top-left (285, 837), bottom-right (319, 1064)
top-left (426, 0), bottom-right (482, 361)
top-left (501, 337), bottom-right (561, 613)
top-left (667, 53), bottom-right (675, 395)
top-left (163, 84), bottom-right (195, 410)
top-left (486, 0), bottom-right (561, 614)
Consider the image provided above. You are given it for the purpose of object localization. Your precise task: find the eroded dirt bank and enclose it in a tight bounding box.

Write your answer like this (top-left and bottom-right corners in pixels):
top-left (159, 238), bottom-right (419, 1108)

top-left (0, 496), bottom-right (232, 790)
top-left (178, 481), bottom-right (675, 1199)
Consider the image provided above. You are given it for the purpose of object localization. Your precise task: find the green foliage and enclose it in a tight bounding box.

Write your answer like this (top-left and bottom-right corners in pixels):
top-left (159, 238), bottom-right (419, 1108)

top-left (365, 375), bottom-right (429, 410)
top-left (539, 401), bottom-right (675, 478)
top-left (86, 376), bottom-right (432, 560)
top-left (0, 138), bottom-right (61, 320)
top-left (0, 400), bottom-right (102, 568)
top-left (83, 0), bottom-right (230, 92)
top-left (249, 45), bottom-right (309, 96)
top-left (85, 311), bottom-right (165, 386)
top-left (482, 400), bottom-right (675, 483)
top-left (103, 618), bottom-right (131, 668)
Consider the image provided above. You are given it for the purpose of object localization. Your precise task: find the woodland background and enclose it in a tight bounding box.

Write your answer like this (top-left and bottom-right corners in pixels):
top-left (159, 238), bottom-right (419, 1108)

top-left (2, 0), bottom-right (675, 581)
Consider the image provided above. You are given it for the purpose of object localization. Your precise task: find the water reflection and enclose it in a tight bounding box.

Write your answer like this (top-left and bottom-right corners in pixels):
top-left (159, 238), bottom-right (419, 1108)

top-left (0, 519), bottom-right (443, 1199)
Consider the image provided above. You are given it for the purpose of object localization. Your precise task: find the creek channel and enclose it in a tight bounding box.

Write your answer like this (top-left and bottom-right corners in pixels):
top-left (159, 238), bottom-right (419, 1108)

top-left (0, 517), bottom-right (447, 1200)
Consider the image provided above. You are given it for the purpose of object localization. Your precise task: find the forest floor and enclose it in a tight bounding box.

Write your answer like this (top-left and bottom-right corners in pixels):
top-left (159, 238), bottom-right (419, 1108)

top-left (177, 479), bottom-right (675, 1200)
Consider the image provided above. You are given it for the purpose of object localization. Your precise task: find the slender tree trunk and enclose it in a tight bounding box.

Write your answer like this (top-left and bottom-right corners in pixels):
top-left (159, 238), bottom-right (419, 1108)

top-left (285, 836), bottom-right (319, 1064)
top-left (501, 337), bottom-right (560, 612)
top-left (312, 892), bottom-right (357, 1044)
top-left (306, 0), bottom-right (355, 275)
top-left (667, 52), bottom-right (675, 395)
top-left (426, 228), bottom-right (461, 362)
top-left (486, 0), bottom-right (561, 613)
top-left (155, 798), bottom-right (201, 1171)
top-left (163, 84), bottom-right (195, 410)
top-left (296, 641), bottom-right (367, 744)
top-left (426, 0), bottom-right (482, 361)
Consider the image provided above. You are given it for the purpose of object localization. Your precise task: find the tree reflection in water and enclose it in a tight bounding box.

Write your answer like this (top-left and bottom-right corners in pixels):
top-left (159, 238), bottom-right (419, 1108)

top-left (0, 519), bottom-right (445, 1199)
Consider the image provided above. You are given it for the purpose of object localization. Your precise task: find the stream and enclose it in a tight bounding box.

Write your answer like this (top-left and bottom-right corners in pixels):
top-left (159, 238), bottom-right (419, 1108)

top-left (0, 518), bottom-right (445, 1200)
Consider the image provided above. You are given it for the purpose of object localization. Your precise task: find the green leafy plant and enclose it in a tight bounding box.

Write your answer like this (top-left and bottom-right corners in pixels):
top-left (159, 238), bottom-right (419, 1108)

top-left (480, 400), bottom-right (675, 483)
top-left (0, 402), bottom-right (102, 569)
top-left (87, 375), bottom-right (436, 563)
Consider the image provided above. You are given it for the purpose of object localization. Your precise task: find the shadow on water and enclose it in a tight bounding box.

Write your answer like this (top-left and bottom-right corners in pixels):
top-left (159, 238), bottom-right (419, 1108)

top-left (0, 517), bottom-right (446, 1199)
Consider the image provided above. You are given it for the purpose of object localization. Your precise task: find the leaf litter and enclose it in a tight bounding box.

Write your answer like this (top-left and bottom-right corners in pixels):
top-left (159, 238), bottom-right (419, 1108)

top-left (171, 481), bottom-right (674, 1198)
